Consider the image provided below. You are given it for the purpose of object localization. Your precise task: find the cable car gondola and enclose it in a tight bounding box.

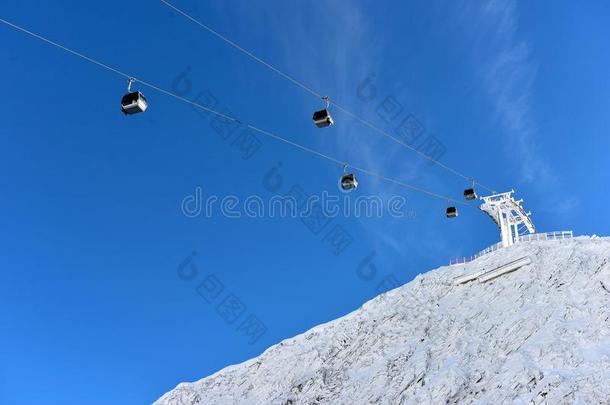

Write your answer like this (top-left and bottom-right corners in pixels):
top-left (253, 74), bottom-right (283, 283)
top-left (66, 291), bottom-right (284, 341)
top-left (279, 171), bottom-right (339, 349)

top-left (446, 206), bottom-right (458, 218)
top-left (339, 164), bottom-right (358, 192)
top-left (464, 179), bottom-right (477, 200)
top-left (464, 188), bottom-right (477, 200)
top-left (313, 96), bottom-right (334, 128)
top-left (121, 78), bottom-right (148, 115)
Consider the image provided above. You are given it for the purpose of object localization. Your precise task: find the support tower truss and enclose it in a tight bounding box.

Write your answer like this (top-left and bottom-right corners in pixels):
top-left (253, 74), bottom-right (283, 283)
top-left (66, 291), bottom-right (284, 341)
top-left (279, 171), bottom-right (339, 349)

top-left (480, 190), bottom-right (535, 247)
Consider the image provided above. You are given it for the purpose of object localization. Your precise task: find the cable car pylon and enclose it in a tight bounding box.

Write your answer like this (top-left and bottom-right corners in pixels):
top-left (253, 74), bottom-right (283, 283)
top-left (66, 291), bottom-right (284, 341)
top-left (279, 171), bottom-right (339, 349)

top-left (479, 190), bottom-right (535, 247)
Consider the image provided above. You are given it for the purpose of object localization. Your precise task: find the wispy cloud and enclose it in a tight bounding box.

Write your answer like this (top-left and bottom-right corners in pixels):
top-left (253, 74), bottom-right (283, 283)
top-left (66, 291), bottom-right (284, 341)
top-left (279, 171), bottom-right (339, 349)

top-left (473, 1), bottom-right (582, 215)
top-left (476, 1), bottom-right (556, 185)
top-left (263, 3), bottom-right (417, 251)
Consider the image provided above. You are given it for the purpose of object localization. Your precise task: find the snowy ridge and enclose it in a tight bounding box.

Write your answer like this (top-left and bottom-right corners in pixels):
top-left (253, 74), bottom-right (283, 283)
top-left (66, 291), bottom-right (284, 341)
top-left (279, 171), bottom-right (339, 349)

top-left (155, 237), bottom-right (610, 404)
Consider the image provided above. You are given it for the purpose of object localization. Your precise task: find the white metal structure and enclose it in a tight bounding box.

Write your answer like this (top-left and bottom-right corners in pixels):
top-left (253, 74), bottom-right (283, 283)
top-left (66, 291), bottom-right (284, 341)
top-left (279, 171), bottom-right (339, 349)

top-left (449, 231), bottom-right (573, 265)
top-left (480, 190), bottom-right (535, 248)
top-left (518, 230), bottom-right (573, 242)
top-left (449, 242), bottom-right (503, 265)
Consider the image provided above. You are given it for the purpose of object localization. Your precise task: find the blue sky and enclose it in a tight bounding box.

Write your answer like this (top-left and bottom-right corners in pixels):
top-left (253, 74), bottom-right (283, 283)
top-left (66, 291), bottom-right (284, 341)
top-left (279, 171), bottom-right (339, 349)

top-left (1, 1), bottom-right (609, 404)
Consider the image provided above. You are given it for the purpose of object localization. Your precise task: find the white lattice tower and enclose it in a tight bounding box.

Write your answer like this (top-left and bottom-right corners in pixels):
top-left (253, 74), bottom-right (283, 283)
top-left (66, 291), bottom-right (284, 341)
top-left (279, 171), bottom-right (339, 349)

top-left (479, 190), bottom-right (535, 247)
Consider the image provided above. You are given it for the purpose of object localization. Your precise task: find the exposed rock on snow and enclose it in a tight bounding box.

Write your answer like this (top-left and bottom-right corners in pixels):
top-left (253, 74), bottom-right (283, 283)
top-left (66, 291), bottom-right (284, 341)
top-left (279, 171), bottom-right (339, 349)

top-left (155, 237), bottom-right (610, 404)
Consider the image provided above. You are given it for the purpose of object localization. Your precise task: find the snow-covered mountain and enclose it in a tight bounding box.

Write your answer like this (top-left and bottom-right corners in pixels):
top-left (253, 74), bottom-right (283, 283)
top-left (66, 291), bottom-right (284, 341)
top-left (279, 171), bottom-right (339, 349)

top-left (155, 237), bottom-right (610, 404)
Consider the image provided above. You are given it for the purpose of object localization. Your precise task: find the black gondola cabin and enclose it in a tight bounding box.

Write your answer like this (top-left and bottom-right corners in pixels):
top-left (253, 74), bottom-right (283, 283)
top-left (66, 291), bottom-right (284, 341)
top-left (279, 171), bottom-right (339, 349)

top-left (121, 91), bottom-right (148, 115)
top-left (313, 109), bottom-right (334, 128)
top-left (464, 188), bottom-right (477, 200)
top-left (340, 173), bottom-right (358, 191)
top-left (446, 206), bottom-right (458, 218)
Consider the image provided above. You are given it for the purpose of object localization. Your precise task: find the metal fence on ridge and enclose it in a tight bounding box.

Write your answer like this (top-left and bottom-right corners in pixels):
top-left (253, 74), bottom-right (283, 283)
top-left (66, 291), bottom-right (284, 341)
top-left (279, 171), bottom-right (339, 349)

top-left (449, 231), bottom-right (574, 265)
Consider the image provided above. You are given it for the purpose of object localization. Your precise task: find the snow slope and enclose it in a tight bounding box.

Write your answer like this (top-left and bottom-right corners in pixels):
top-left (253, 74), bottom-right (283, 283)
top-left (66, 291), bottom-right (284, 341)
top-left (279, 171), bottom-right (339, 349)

top-left (155, 237), bottom-right (610, 404)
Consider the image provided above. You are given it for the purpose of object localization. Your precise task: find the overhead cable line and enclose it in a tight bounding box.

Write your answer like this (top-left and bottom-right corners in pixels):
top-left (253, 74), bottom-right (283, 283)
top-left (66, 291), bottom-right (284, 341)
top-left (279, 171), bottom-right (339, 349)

top-left (159, 0), bottom-right (496, 194)
top-left (0, 17), bottom-right (470, 206)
